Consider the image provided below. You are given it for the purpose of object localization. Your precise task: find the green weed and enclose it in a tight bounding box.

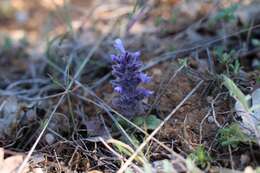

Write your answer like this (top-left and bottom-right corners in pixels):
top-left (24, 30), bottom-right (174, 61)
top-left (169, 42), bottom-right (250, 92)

top-left (188, 145), bottom-right (211, 168)
top-left (133, 115), bottom-right (162, 130)
top-left (213, 4), bottom-right (239, 23)
top-left (214, 48), bottom-right (241, 76)
top-left (218, 123), bottom-right (249, 148)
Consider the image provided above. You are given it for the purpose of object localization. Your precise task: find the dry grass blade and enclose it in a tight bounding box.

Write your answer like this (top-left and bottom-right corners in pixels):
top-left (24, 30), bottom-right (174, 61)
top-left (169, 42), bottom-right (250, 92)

top-left (117, 80), bottom-right (204, 173)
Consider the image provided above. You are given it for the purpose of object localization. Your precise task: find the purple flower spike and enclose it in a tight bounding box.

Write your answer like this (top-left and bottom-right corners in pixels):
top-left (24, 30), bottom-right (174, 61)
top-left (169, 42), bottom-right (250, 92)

top-left (111, 39), bottom-right (153, 118)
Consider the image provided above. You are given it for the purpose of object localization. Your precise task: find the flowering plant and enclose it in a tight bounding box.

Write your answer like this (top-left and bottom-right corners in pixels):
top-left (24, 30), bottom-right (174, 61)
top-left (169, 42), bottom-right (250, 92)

top-left (111, 39), bottom-right (153, 118)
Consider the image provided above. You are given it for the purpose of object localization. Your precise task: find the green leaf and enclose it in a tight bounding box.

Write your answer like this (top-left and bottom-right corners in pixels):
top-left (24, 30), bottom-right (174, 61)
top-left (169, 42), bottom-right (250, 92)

top-left (214, 4), bottom-right (239, 22)
top-left (178, 58), bottom-right (188, 67)
top-left (252, 39), bottom-right (260, 47)
top-left (145, 115), bottom-right (161, 130)
top-left (218, 123), bottom-right (248, 148)
top-left (188, 145), bottom-right (211, 168)
top-left (3, 36), bottom-right (12, 50)
top-left (133, 116), bottom-right (145, 126)
top-left (222, 75), bottom-right (250, 112)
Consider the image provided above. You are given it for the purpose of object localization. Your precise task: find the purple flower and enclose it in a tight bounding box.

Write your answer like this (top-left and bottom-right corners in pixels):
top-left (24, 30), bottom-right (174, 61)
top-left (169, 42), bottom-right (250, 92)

top-left (111, 39), bottom-right (152, 118)
top-left (139, 73), bottom-right (152, 83)
top-left (113, 39), bottom-right (125, 53)
top-left (114, 86), bottom-right (122, 93)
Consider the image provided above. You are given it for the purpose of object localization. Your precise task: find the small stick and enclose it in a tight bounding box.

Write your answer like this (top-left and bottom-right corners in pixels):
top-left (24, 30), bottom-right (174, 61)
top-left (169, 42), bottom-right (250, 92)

top-left (206, 48), bottom-right (215, 74)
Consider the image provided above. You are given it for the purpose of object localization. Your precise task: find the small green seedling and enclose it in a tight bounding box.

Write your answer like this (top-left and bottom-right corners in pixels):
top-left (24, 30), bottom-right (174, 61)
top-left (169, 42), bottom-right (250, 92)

top-left (215, 48), bottom-right (235, 65)
top-left (256, 77), bottom-right (260, 84)
top-left (170, 11), bottom-right (177, 25)
top-left (154, 16), bottom-right (164, 27)
top-left (3, 36), bottom-right (13, 50)
top-left (188, 145), bottom-right (211, 168)
top-left (229, 59), bottom-right (241, 75)
top-left (208, 4), bottom-right (239, 28)
top-left (218, 123), bottom-right (249, 148)
top-left (213, 4), bottom-right (239, 23)
top-left (178, 58), bottom-right (188, 67)
top-left (214, 48), bottom-right (241, 75)
top-left (252, 39), bottom-right (260, 47)
top-left (219, 52), bottom-right (230, 65)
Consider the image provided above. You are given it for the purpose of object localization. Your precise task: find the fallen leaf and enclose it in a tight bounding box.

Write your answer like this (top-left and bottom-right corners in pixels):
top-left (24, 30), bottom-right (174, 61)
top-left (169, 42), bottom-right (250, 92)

top-left (235, 88), bottom-right (260, 136)
top-left (252, 88), bottom-right (260, 119)
top-left (0, 147), bottom-right (28, 173)
top-left (145, 115), bottom-right (161, 130)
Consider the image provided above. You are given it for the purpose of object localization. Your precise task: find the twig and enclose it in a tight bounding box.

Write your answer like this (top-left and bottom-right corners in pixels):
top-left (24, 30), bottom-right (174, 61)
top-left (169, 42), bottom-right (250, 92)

top-left (206, 48), bottom-right (215, 74)
top-left (210, 93), bottom-right (222, 128)
top-left (228, 145), bottom-right (234, 170)
top-left (199, 110), bottom-right (211, 144)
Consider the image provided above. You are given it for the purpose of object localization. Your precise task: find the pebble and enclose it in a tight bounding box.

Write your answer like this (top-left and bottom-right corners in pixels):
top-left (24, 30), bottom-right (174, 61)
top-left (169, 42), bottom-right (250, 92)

top-left (206, 96), bottom-right (213, 104)
top-left (207, 116), bottom-right (214, 123)
top-left (45, 133), bottom-right (55, 145)
top-left (240, 154), bottom-right (250, 166)
top-left (15, 11), bottom-right (28, 24)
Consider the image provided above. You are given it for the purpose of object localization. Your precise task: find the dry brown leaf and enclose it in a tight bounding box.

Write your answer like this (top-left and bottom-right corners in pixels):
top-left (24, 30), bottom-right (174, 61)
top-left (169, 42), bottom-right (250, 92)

top-left (0, 150), bottom-right (28, 173)
top-left (2, 155), bottom-right (25, 173)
